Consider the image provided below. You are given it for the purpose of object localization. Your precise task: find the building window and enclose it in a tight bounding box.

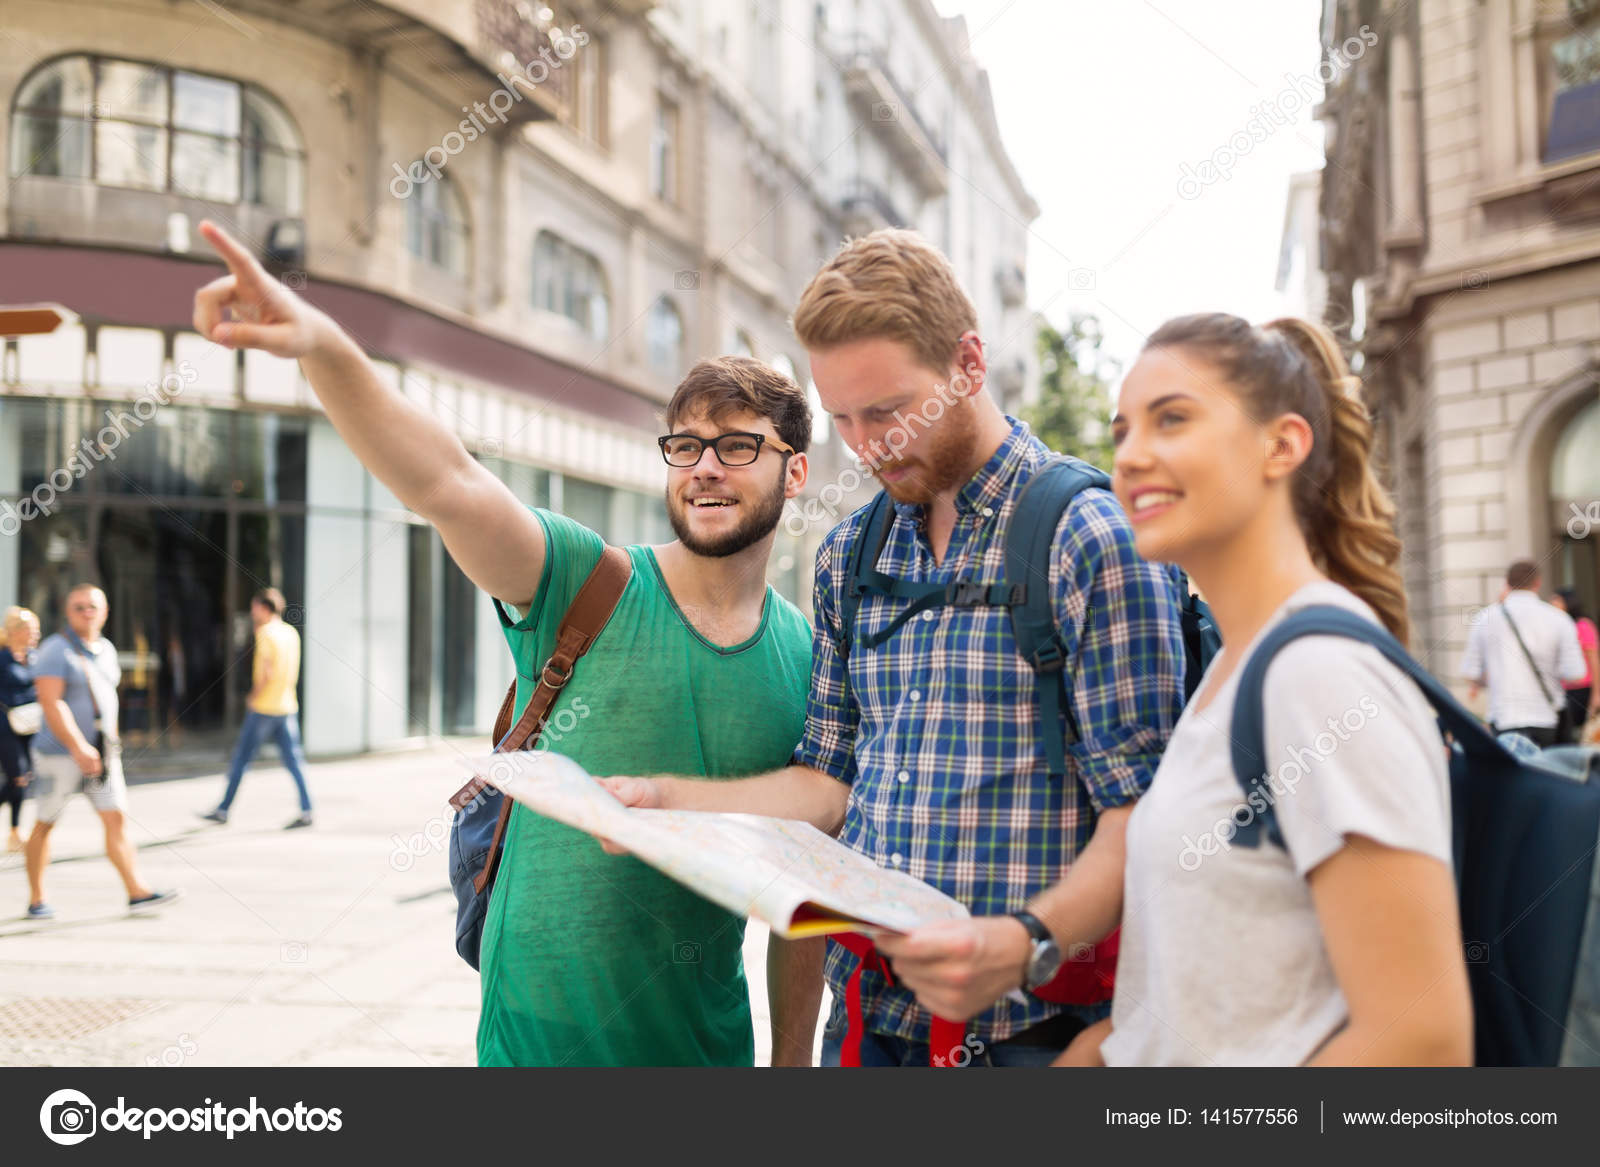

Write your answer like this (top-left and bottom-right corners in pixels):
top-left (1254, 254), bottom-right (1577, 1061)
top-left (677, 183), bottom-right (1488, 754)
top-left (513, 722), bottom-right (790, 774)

top-left (1546, 11), bottom-right (1600, 162)
top-left (8, 54), bottom-right (304, 213)
top-left (532, 230), bottom-right (610, 341)
top-left (572, 33), bottom-right (607, 146)
top-left (405, 172), bottom-right (471, 277)
top-left (651, 96), bottom-right (679, 204)
top-left (647, 295), bottom-right (685, 378)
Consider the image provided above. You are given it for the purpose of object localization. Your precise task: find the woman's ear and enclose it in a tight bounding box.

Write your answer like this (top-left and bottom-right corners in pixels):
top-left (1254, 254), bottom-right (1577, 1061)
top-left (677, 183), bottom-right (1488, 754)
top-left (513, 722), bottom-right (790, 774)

top-left (1263, 413), bottom-right (1313, 482)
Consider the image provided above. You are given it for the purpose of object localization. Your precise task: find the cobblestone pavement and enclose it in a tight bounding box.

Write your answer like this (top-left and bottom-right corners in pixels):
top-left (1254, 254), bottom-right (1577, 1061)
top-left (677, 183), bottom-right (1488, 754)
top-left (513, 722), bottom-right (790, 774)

top-left (0, 742), bottom-right (816, 1066)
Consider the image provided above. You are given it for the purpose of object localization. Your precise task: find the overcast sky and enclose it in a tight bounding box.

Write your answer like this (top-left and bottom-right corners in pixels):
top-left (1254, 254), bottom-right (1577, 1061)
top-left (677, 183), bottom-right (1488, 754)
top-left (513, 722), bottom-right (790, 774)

top-left (933, 0), bottom-right (1328, 372)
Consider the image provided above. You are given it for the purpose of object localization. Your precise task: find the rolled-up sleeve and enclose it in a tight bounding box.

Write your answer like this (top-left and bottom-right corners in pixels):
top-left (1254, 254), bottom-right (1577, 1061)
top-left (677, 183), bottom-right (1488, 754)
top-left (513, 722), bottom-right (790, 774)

top-left (1053, 490), bottom-right (1185, 810)
top-left (792, 527), bottom-right (860, 784)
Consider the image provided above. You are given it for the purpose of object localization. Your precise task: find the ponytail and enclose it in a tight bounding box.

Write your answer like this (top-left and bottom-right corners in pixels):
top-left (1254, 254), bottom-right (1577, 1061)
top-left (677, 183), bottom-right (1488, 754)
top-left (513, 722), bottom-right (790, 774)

top-left (1262, 318), bottom-right (1409, 645)
top-left (1142, 313), bottom-right (1410, 645)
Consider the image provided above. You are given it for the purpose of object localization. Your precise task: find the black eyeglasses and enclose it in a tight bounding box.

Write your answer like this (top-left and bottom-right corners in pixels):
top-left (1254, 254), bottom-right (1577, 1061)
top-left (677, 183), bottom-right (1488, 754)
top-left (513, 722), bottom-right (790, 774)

top-left (658, 431), bottom-right (795, 467)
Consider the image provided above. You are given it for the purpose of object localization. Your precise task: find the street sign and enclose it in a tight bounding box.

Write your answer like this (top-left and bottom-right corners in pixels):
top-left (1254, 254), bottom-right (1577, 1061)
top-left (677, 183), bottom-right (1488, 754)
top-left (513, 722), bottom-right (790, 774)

top-left (0, 303), bottom-right (73, 336)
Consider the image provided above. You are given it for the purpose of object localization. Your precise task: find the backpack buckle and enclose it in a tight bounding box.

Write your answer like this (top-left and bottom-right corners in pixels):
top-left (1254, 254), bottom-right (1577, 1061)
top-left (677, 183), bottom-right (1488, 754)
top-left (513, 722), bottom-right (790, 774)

top-left (950, 582), bottom-right (990, 606)
top-left (1029, 640), bottom-right (1066, 673)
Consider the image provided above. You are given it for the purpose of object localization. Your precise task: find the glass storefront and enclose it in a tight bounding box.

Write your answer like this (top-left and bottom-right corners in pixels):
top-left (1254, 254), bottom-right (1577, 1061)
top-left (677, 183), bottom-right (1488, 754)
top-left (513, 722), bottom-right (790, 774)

top-left (0, 395), bottom-right (738, 769)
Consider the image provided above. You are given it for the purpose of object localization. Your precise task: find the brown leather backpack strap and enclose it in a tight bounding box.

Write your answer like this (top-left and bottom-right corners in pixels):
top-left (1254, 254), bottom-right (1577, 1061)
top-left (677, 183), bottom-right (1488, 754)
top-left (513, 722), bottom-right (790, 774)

top-left (449, 546), bottom-right (633, 882)
top-left (492, 680), bottom-right (516, 745)
top-left (496, 544), bottom-right (632, 752)
top-left (448, 681), bottom-right (518, 812)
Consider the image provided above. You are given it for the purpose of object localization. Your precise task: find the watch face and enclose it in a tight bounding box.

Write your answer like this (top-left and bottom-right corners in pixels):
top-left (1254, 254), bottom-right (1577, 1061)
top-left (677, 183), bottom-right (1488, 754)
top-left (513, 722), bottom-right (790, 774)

top-left (1027, 940), bottom-right (1063, 990)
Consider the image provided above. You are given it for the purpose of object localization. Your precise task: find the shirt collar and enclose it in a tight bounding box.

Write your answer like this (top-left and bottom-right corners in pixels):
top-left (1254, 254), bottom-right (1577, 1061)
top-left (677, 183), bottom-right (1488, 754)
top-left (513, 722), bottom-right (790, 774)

top-left (891, 416), bottom-right (1034, 519)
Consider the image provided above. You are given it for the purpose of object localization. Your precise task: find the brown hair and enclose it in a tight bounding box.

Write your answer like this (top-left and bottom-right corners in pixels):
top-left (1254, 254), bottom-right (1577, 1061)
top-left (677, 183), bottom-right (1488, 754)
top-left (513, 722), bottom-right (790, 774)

top-left (1506, 560), bottom-right (1540, 590)
top-left (791, 229), bottom-right (977, 375)
top-left (1143, 313), bottom-right (1410, 645)
top-left (253, 587), bottom-right (286, 616)
top-left (664, 356), bottom-right (811, 455)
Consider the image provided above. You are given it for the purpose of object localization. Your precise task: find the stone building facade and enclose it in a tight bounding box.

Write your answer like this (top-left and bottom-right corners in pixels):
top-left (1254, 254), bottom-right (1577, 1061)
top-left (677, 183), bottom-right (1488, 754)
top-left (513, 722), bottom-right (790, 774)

top-left (1318, 0), bottom-right (1600, 679)
top-left (0, 0), bottom-right (1037, 759)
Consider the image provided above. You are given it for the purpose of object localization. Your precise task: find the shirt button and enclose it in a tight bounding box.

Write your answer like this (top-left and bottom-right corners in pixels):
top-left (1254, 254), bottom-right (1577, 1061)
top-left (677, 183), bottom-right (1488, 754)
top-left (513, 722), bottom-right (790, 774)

top-left (909, 690), bottom-right (922, 702)
top-left (896, 770), bottom-right (910, 784)
top-left (889, 852), bottom-right (904, 867)
top-left (981, 506), bottom-right (994, 518)
top-left (920, 610), bottom-right (934, 622)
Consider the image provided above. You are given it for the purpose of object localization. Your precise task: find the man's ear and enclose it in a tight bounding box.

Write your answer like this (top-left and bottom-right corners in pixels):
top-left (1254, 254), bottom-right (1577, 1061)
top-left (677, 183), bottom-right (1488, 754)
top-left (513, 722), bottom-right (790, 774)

top-left (784, 452), bottom-right (809, 499)
top-left (953, 331), bottom-right (986, 397)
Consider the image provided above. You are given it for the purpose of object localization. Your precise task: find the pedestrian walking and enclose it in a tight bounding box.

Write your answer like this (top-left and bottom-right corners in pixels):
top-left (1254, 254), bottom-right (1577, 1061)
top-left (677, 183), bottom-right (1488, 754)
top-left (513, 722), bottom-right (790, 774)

top-left (1461, 561), bottom-right (1587, 746)
top-left (24, 584), bottom-right (180, 919)
top-left (0, 607), bottom-right (41, 853)
top-left (200, 588), bottom-right (313, 829)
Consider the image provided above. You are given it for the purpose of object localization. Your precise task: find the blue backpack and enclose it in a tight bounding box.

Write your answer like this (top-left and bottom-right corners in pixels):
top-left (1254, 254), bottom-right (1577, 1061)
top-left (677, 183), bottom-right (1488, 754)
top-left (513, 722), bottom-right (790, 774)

top-left (839, 456), bottom-right (1218, 779)
top-left (1228, 604), bottom-right (1600, 1066)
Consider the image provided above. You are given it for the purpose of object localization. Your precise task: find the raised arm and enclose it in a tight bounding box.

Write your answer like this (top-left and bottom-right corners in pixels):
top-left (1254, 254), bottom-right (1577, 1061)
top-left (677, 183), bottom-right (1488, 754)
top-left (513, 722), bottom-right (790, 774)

top-left (192, 221), bottom-right (546, 607)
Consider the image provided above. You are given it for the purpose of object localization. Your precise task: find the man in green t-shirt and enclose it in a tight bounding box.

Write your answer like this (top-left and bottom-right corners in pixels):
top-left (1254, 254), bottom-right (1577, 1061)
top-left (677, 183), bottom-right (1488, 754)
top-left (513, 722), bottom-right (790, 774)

top-left (191, 220), bottom-right (824, 1066)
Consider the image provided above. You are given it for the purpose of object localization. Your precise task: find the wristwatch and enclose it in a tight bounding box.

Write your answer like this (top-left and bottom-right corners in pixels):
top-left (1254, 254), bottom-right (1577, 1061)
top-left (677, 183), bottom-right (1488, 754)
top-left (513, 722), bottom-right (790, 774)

top-left (1011, 909), bottom-right (1063, 993)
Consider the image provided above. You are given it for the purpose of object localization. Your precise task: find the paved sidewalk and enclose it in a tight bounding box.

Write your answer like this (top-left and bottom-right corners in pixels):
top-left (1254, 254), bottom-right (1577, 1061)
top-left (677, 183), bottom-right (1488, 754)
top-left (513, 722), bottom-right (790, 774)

top-left (0, 743), bottom-right (814, 1066)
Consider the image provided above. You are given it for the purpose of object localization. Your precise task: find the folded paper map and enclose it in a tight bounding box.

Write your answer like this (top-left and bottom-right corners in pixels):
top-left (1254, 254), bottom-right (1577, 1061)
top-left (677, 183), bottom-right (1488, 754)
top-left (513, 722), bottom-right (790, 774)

top-left (463, 751), bottom-right (968, 938)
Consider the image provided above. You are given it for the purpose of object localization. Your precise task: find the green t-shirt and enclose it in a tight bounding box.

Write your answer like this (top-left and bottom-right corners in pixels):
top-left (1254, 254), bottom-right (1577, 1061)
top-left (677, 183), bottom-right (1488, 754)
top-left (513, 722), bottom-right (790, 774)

top-left (476, 509), bottom-right (812, 1067)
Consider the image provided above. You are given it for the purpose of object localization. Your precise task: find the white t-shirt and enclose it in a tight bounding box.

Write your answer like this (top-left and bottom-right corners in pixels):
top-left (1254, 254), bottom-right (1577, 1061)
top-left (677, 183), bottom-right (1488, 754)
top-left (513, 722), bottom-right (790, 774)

top-left (1458, 590), bottom-right (1586, 730)
top-left (1101, 580), bottom-right (1453, 1066)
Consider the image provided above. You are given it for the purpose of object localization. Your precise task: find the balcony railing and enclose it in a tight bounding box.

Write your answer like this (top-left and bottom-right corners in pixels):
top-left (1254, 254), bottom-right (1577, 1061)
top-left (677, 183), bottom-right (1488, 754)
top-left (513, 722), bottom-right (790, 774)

top-left (472, 0), bottom-right (579, 124)
top-left (837, 39), bottom-right (949, 197)
top-left (840, 181), bottom-right (909, 235)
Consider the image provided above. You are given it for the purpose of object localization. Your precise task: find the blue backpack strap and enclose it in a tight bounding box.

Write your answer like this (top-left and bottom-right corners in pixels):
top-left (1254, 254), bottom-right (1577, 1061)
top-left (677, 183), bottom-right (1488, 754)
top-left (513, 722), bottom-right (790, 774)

top-left (838, 490), bottom-right (895, 666)
top-left (1227, 603), bottom-right (1511, 849)
top-left (1005, 457), bottom-right (1112, 779)
top-left (845, 490), bottom-right (1018, 652)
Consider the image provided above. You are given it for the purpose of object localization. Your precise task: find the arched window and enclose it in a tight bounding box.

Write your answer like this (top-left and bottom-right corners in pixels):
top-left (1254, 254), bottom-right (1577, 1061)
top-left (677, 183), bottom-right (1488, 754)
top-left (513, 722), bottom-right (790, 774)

top-left (8, 55), bottom-right (305, 212)
top-left (531, 230), bottom-right (610, 341)
top-left (406, 173), bottom-right (470, 277)
top-left (1552, 397), bottom-right (1600, 501)
top-left (647, 296), bottom-right (685, 378)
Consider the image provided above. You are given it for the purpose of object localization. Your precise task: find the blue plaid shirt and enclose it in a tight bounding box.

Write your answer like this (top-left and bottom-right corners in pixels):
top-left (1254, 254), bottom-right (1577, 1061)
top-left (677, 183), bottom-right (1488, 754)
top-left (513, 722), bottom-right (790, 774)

top-left (795, 419), bottom-right (1186, 1044)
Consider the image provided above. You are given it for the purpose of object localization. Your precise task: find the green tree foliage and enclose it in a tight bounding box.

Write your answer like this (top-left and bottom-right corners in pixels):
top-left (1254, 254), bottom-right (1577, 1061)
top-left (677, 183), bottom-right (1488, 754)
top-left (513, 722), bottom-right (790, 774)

top-left (1023, 315), bottom-right (1117, 469)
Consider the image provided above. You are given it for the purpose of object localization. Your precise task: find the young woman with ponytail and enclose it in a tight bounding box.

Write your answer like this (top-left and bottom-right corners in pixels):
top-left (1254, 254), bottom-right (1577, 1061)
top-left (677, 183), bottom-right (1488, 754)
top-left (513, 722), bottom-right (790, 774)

top-left (1059, 313), bottom-right (1472, 1066)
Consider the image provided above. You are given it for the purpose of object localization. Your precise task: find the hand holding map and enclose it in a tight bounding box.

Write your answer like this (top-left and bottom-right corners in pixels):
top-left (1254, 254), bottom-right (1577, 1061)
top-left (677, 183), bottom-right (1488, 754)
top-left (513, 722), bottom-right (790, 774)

top-left (461, 750), bottom-right (968, 938)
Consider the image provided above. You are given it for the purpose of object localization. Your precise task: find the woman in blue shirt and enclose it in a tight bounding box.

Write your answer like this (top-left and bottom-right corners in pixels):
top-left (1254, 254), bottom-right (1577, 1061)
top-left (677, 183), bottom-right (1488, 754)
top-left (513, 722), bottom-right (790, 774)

top-left (0, 607), bottom-right (41, 852)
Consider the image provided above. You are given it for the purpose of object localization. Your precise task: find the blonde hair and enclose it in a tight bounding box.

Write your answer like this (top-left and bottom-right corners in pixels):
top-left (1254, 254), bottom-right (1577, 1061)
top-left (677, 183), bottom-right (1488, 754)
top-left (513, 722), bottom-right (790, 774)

top-left (791, 229), bottom-right (977, 374)
top-left (1, 606), bottom-right (39, 650)
top-left (1143, 313), bottom-right (1410, 645)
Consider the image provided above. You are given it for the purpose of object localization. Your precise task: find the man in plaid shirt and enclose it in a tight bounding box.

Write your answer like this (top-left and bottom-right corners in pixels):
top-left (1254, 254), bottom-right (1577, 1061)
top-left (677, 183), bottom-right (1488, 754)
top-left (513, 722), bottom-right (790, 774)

top-left (607, 230), bottom-right (1186, 1065)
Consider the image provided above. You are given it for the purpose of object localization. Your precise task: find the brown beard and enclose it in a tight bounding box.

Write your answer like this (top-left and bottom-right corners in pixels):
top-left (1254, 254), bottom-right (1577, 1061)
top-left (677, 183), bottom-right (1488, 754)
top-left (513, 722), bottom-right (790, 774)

top-left (872, 400), bottom-right (983, 506)
top-left (666, 464), bottom-right (788, 558)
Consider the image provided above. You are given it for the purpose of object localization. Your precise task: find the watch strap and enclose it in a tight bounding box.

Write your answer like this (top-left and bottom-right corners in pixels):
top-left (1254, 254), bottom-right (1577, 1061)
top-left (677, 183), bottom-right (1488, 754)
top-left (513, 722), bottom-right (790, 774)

top-left (1011, 909), bottom-right (1052, 945)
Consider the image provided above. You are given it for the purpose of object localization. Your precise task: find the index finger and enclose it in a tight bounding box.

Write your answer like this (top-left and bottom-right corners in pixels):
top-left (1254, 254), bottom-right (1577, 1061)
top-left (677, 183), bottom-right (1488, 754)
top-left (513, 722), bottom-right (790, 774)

top-left (199, 220), bottom-right (264, 281)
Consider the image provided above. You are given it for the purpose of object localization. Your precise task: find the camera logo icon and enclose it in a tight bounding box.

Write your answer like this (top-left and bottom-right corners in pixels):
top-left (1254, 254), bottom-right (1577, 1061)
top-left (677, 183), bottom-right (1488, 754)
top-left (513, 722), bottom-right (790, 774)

top-left (40, 1088), bottom-right (97, 1146)
top-left (673, 940), bottom-right (702, 963)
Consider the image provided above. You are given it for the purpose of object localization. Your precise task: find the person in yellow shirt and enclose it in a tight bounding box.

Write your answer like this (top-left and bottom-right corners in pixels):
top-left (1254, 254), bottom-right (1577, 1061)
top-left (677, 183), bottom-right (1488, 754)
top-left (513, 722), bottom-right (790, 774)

top-left (200, 588), bottom-right (312, 829)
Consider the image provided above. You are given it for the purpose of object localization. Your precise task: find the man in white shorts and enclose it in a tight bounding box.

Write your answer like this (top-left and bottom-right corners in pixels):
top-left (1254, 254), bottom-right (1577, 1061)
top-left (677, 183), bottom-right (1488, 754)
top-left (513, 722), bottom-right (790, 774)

top-left (24, 584), bottom-right (179, 920)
